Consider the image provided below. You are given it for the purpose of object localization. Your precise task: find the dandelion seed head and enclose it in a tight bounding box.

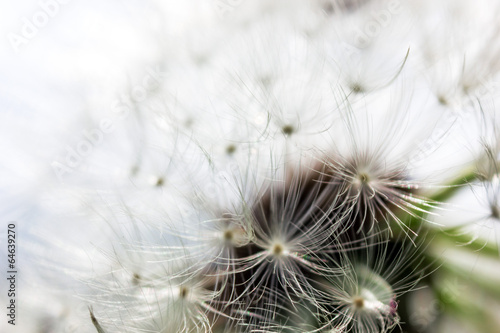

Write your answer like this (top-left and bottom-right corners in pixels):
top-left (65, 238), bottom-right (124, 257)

top-left (314, 230), bottom-right (430, 333)
top-left (220, 223), bottom-right (251, 248)
top-left (17, 0), bottom-right (500, 332)
top-left (320, 152), bottom-right (423, 234)
top-left (319, 264), bottom-right (401, 333)
top-left (90, 257), bottom-right (226, 333)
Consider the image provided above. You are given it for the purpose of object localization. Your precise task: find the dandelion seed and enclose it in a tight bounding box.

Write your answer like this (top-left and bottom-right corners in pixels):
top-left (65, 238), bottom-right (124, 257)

top-left (226, 144), bottom-right (237, 155)
top-left (89, 257), bottom-right (230, 333)
top-left (224, 159), bottom-right (360, 330)
top-left (350, 83), bottom-right (364, 94)
top-left (155, 176), bottom-right (165, 187)
top-left (313, 231), bottom-right (429, 333)
top-left (281, 125), bottom-right (295, 136)
top-left (89, 307), bottom-right (107, 333)
top-left (132, 272), bottom-right (141, 285)
top-left (28, 1), bottom-right (500, 333)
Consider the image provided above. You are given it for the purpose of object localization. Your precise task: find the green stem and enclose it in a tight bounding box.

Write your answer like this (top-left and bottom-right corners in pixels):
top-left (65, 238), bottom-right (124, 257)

top-left (433, 228), bottom-right (499, 258)
top-left (396, 166), bottom-right (499, 256)
top-left (426, 166), bottom-right (478, 203)
top-left (394, 167), bottom-right (477, 231)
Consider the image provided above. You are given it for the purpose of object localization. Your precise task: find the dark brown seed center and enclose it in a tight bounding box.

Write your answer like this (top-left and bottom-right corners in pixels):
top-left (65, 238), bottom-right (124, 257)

top-left (358, 173), bottom-right (369, 184)
top-left (273, 244), bottom-right (284, 256)
top-left (282, 125), bottom-right (294, 136)
top-left (353, 296), bottom-right (365, 309)
top-left (155, 177), bottom-right (164, 187)
top-left (179, 286), bottom-right (189, 299)
top-left (223, 230), bottom-right (234, 241)
top-left (226, 145), bottom-right (236, 155)
top-left (491, 205), bottom-right (500, 220)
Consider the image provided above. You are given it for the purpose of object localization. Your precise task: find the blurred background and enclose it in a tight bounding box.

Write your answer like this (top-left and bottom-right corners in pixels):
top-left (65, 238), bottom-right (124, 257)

top-left (1, 0), bottom-right (500, 332)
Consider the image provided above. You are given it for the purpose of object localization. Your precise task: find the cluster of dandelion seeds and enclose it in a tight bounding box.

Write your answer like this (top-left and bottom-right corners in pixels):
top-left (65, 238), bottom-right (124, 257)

top-left (10, 0), bottom-right (500, 333)
top-left (82, 2), bottom-right (440, 329)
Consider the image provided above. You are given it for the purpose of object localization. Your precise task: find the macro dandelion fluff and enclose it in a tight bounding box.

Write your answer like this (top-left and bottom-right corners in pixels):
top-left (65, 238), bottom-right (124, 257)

top-left (313, 89), bottom-right (441, 238)
top-left (227, 160), bottom-right (350, 329)
top-left (4, 0), bottom-right (500, 333)
top-left (312, 232), bottom-right (430, 333)
top-left (86, 249), bottom-right (232, 333)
